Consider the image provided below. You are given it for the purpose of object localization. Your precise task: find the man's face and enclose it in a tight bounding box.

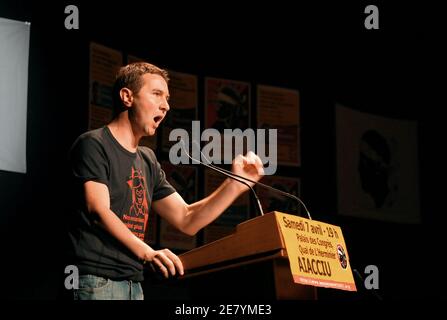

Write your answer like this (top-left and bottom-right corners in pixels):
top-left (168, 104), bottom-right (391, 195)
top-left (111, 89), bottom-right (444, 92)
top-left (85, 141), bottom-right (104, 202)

top-left (130, 73), bottom-right (170, 136)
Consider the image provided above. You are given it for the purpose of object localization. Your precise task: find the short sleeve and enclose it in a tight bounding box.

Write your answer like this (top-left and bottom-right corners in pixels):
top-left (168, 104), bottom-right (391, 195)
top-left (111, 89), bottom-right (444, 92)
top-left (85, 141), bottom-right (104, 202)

top-left (69, 134), bottom-right (109, 187)
top-left (152, 155), bottom-right (176, 201)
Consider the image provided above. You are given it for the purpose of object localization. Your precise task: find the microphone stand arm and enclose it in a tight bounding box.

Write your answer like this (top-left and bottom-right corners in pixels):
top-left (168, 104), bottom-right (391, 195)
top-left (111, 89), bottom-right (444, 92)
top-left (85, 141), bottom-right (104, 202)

top-left (193, 144), bottom-right (312, 220)
top-left (182, 144), bottom-right (265, 216)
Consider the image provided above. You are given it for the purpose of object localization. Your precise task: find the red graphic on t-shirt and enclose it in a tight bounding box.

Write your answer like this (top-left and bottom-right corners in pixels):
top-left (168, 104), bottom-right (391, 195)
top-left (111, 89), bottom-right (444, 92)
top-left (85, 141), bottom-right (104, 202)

top-left (125, 167), bottom-right (149, 240)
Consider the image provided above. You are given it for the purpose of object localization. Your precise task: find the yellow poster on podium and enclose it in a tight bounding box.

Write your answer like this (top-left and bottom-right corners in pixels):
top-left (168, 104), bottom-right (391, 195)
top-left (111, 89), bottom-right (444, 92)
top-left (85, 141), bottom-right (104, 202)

top-left (275, 212), bottom-right (357, 291)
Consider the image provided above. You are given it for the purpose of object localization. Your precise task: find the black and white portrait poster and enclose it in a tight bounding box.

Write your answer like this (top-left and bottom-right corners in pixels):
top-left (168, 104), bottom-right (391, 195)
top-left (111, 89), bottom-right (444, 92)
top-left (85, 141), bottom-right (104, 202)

top-left (336, 104), bottom-right (420, 223)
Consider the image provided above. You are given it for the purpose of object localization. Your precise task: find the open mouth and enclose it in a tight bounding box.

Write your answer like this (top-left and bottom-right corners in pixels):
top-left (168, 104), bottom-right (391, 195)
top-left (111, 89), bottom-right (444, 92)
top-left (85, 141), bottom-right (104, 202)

top-left (154, 115), bottom-right (163, 123)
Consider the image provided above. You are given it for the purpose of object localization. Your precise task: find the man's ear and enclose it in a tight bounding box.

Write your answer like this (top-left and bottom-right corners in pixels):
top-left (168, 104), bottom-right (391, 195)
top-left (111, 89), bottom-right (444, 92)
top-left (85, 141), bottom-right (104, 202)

top-left (119, 88), bottom-right (133, 107)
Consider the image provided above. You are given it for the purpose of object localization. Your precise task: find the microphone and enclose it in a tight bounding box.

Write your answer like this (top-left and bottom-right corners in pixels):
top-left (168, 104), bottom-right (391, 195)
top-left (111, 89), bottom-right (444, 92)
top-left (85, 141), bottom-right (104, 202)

top-left (180, 139), bottom-right (313, 220)
top-left (192, 141), bottom-right (312, 220)
top-left (179, 139), bottom-right (265, 216)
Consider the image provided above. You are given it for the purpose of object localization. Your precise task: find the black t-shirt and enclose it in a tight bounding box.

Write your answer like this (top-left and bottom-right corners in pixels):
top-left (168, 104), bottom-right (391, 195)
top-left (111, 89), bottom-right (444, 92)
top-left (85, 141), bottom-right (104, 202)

top-left (67, 126), bottom-right (176, 281)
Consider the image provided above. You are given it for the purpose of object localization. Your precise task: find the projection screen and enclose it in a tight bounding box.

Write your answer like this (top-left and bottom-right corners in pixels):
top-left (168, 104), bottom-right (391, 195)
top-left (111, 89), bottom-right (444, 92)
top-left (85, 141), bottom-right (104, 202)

top-left (0, 17), bottom-right (30, 174)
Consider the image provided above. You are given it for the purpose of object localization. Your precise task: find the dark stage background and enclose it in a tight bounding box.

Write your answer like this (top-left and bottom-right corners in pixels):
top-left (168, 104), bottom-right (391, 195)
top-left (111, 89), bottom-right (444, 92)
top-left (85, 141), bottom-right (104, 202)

top-left (0, 0), bottom-right (442, 301)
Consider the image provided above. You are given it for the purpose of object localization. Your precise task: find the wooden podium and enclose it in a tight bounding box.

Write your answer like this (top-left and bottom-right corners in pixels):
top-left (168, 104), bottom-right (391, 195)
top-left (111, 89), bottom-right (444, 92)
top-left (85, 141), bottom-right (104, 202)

top-left (178, 212), bottom-right (317, 299)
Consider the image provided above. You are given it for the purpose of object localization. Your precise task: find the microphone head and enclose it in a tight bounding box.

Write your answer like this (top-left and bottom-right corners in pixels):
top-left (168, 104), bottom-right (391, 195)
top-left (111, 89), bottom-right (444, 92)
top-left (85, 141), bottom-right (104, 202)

top-left (191, 140), bottom-right (209, 164)
top-left (179, 138), bottom-right (185, 147)
top-left (178, 138), bottom-right (199, 164)
top-left (178, 138), bottom-right (188, 153)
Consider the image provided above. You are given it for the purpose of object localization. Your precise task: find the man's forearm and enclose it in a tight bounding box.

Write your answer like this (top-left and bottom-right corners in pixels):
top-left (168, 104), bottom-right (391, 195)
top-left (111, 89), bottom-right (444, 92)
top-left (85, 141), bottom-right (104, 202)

top-left (182, 178), bottom-right (245, 235)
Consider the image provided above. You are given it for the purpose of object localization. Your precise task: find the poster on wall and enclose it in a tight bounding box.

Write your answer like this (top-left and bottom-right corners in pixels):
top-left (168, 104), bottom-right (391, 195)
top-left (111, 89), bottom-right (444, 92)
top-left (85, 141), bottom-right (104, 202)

top-left (161, 71), bottom-right (198, 153)
top-left (205, 77), bottom-right (250, 131)
top-left (89, 42), bottom-right (123, 130)
top-left (159, 162), bottom-right (198, 250)
top-left (256, 175), bottom-right (301, 217)
top-left (127, 55), bottom-right (158, 150)
top-left (203, 168), bottom-right (250, 244)
top-left (257, 85), bottom-right (300, 167)
top-left (205, 78), bottom-right (251, 164)
top-left (335, 104), bottom-right (420, 223)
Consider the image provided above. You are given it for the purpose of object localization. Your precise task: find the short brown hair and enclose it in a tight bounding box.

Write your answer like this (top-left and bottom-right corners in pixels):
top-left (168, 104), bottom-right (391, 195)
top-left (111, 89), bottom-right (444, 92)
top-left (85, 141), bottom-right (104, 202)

top-left (112, 62), bottom-right (169, 116)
